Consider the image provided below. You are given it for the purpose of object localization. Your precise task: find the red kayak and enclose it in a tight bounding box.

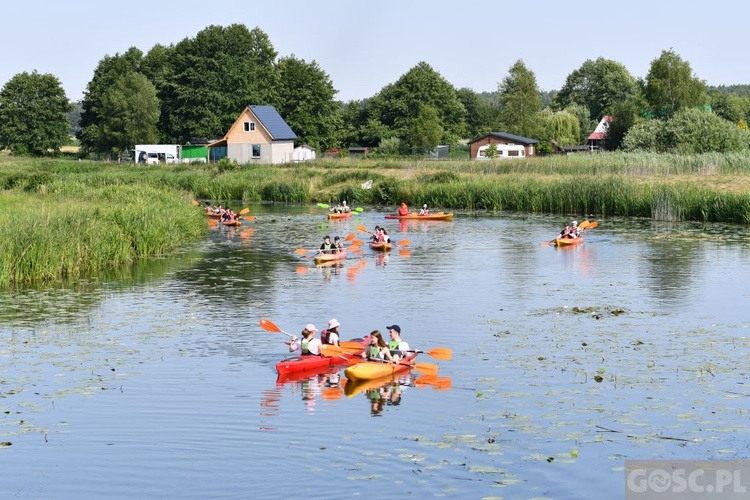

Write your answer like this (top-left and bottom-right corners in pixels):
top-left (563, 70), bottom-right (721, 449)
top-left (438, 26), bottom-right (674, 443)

top-left (275, 337), bottom-right (369, 376)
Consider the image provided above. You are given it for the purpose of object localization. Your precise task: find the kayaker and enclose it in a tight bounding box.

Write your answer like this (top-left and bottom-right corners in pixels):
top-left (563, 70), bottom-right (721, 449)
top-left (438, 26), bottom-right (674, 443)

top-left (387, 325), bottom-right (410, 360)
top-left (397, 202), bottom-right (411, 216)
top-left (341, 201), bottom-right (351, 213)
top-left (380, 228), bottom-right (391, 243)
top-left (419, 204), bottom-right (429, 215)
top-left (320, 318), bottom-right (341, 346)
top-left (319, 235), bottom-right (334, 254)
top-left (370, 226), bottom-right (381, 243)
top-left (571, 220), bottom-right (581, 238)
top-left (289, 324), bottom-right (322, 356)
top-left (362, 330), bottom-right (395, 363)
top-left (333, 236), bottom-right (344, 253)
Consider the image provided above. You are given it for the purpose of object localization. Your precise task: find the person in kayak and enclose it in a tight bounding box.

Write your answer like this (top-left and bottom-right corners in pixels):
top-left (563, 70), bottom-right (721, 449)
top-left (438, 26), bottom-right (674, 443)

top-left (419, 204), bottom-right (429, 215)
top-left (289, 324), bottom-right (322, 356)
top-left (380, 228), bottom-right (391, 243)
top-left (319, 235), bottom-right (334, 254)
top-left (397, 202), bottom-right (411, 216)
top-left (320, 318), bottom-right (341, 346)
top-left (362, 330), bottom-right (395, 363)
top-left (332, 236), bottom-right (345, 253)
top-left (387, 325), bottom-right (410, 360)
top-left (369, 226), bottom-right (381, 243)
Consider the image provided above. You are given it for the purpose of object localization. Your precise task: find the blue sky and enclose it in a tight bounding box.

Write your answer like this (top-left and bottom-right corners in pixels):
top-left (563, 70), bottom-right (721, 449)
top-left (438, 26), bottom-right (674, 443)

top-left (2, 1), bottom-right (747, 103)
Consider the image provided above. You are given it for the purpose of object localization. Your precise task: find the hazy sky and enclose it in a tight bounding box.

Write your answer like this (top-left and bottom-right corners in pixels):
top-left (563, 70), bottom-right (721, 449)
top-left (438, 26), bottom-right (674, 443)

top-left (2, 0), bottom-right (746, 103)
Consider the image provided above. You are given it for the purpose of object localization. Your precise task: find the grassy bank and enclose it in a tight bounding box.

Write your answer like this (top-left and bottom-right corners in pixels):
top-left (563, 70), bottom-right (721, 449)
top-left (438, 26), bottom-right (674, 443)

top-left (1, 151), bottom-right (750, 286)
top-left (0, 179), bottom-right (205, 287)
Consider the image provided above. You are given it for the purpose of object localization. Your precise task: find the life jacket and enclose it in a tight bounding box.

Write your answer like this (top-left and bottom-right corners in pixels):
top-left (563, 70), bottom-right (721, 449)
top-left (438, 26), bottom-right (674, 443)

top-left (320, 329), bottom-right (332, 344)
top-left (321, 243), bottom-right (333, 253)
top-left (388, 340), bottom-right (400, 350)
top-left (368, 345), bottom-right (381, 359)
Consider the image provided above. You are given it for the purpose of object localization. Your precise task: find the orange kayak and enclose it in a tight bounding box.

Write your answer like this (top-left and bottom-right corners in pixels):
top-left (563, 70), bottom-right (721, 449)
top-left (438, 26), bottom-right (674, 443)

top-left (555, 237), bottom-right (583, 246)
top-left (384, 212), bottom-right (453, 221)
top-left (344, 353), bottom-right (418, 382)
top-left (221, 220), bottom-right (241, 226)
top-left (369, 242), bottom-right (392, 252)
top-left (314, 250), bottom-right (347, 264)
top-left (328, 212), bottom-right (352, 220)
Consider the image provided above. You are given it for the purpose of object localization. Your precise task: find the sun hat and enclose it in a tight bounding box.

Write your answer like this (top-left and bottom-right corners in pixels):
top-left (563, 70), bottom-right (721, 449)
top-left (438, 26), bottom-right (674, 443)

top-left (328, 318), bottom-right (340, 329)
top-left (305, 323), bottom-right (317, 332)
top-left (386, 325), bottom-right (401, 334)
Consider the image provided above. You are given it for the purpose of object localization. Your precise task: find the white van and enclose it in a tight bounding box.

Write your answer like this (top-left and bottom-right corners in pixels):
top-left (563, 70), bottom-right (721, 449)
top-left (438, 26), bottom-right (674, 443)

top-left (135, 145), bottom-right (182, 165)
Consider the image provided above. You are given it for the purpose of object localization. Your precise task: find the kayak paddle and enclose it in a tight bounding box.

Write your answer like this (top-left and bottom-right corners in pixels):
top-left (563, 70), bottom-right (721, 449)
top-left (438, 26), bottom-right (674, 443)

top-left (404, 348), bottom-right (452, 360)
top-left (259, 318), bottom-right (294, 338)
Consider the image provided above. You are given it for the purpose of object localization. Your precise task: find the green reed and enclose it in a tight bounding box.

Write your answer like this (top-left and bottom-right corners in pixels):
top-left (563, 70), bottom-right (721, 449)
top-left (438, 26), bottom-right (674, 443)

top-left (0, 182), bottom-right (205, 287)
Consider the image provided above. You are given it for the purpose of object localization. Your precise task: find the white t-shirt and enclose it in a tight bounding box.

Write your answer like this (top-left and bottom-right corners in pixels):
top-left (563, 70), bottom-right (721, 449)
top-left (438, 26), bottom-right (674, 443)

top-left (291, 337), bottom-right (322, 355)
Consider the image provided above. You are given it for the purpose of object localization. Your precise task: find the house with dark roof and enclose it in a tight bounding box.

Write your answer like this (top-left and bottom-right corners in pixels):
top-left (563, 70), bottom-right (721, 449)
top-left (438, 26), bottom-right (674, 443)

top-left (208, 105), bottom-right (297, 164)
top-left (468, 132), bottom-right (538, 160)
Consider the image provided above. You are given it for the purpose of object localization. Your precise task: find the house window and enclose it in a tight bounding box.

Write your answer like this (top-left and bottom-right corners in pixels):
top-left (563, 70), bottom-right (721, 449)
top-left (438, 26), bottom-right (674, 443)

top-left (252, 145), bottom-right (261, 158)
top-left (479, 149), bottom-right (486, 157)
top-left (508, 150), bottom-right (519, 157)
top-left (243, 122), bottom-right (255, 132)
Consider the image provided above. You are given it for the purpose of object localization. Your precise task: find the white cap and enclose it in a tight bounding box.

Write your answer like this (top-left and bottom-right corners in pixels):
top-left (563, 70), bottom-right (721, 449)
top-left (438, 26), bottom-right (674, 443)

top-left (305, 323), bottom-right (317, 332)
top-left (328, 318), bottom-right (340, 329)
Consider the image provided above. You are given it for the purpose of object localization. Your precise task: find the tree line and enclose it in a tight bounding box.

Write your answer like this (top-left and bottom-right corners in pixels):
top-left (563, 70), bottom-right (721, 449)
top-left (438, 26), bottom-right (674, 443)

top-left (2, 23), bottom-right (750, 157)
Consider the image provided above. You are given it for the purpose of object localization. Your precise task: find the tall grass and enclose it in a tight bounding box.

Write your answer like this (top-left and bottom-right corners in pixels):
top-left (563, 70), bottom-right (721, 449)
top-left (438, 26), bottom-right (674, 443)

top-left (0, 183), bottom-right (205, 288)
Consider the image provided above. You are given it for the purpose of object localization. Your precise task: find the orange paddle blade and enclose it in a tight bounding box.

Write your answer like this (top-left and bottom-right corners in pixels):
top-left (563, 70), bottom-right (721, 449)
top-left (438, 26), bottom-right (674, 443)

top-left (191, 200), bottom-right (200, 206)
top-left (295, 248), bottom-right (309, 255)
top-left (320, 345), bottom-right (345, 357)
top-left (239, 207), bottom-right (250, 215)
top-left (345, 232), bottom-right (356, 241)
top-left (397, 239), bottom-right (410, 247)
top-left (259, 319), bottom-right (281, 333)
top-left (399, 249), bottom-right (411, 256)
top-left (295, 266), bottom-right (308, 274)
top-left (413, 363), bottom-right (439, 376)
top-left (422, 348), bottom-right (452, 360)
top-left (586, 221), bottom-right (598, 229)
top-left (356, 224), bottom-right (369, 233)
top-left (339, 342), bottom-right (366, 353)
top-left (350, 239), bottom-right (364, 246)
top-left (244, 215), bottom-right (256, 221)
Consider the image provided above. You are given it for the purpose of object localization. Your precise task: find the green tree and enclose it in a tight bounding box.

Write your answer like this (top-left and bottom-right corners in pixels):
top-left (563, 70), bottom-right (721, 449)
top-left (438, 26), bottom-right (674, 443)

top-left (0, 71), bottom-right (71, 156)
top-left (555, 58), bottom-right (638, 121)
top-left (498, 60), bottom-right (542, 138)
top-left (99, 72), bottom-right (160, 153)
top-left (78, 47), bottom-right (144, 153)
top-left (336, 100), bottom-right (368, 147)
top-left (644, 49), bottom-right (708, 118)
top-left (410, 105), bottom-right (443, 154)
top-left (604, 97), bottom-right (647, 151)
top-left (367, 62), bottom-right (465, 146)
top-left (562, 103), bottom-right (595, 144)
top-left (484, 143), bottom-right (498, 159)
top-left (156, 24), bottom-right (280, 142)
top-left (276, 55), bottom-right (340, 150)
top-left (708, 90), bottom-right (744, 124)
top-left (541, 109), bottom-right (580, 146)
top-left (622, 119), bottom-right (667, 152)
top-left (456, 87), bottom-right (497, 138)
top-left (665, 108), bottom-right (747, 154)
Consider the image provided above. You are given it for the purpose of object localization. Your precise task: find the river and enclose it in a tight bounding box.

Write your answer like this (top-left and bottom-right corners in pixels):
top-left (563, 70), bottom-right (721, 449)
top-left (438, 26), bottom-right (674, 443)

top-left (1, 204), bottom-right (749, 499)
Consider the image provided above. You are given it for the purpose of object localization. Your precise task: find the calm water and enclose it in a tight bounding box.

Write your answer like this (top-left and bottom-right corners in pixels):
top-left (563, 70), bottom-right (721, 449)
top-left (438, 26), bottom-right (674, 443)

top-left (1, 204), bottom-right (749, 499)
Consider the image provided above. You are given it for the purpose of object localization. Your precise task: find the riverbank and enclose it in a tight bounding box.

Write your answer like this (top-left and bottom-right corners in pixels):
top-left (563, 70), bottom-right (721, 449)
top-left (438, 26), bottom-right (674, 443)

top-left (1, 152), bottom-right (749, 286)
